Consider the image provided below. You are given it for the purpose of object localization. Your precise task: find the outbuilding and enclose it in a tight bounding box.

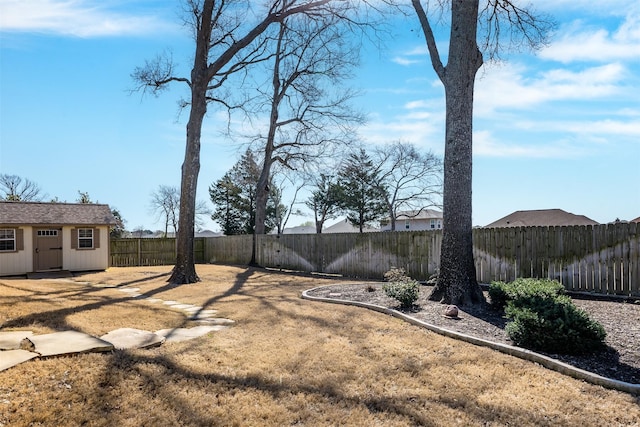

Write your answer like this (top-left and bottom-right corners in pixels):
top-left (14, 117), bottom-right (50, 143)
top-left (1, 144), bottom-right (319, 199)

top-left (0, 201), bottom-right (117, 276)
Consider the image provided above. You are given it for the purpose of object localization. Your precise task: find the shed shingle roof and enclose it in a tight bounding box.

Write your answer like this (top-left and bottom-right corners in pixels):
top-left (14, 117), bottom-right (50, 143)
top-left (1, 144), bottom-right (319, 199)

top-left (0, 202), bottom-right (117, 226)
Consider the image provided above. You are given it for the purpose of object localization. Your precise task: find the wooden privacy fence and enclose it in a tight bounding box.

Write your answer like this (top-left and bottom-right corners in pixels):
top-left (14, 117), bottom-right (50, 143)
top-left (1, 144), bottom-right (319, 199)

top-left (110, 238), bottom-right (206, 267)
top-left (110, 222), bottom-right (640, 296)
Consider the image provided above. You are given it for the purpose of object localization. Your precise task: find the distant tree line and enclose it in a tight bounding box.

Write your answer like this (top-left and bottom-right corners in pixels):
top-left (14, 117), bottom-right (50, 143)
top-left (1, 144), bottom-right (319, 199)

top-left (208, 142), bottom-right (442, 235)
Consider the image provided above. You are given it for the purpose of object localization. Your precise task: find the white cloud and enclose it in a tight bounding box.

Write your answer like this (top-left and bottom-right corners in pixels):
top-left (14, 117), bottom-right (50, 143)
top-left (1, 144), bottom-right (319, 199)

top-left (516, 119), bottom-right (640, 139)
top-left (358, 105), bottom-right (444, 151)
top-left (473, 130), bottom-right (587, 158)
top-left (391, 56), bottom-right (422, 66)
top-left (0, 0), bottom-right (174, 37)
top-left (475, 62), bottom-right (626, 115)
top-left (540, 7), bottom-right (640, 62)
top-left (404, 100), bottom-right (430, 110)
top-left (534, 0), bottom-right (635, 17)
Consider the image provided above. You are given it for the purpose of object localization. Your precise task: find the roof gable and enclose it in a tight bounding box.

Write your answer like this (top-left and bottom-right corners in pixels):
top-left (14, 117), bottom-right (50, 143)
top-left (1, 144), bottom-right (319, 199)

top-left (0, 202), bottom-right (117, 226)
top-left (485, 209), bottom-right (599, 228)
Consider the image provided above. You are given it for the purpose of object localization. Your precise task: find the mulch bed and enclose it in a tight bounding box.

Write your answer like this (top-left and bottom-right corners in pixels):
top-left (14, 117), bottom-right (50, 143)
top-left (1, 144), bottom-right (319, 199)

top-left (306, 283), bottom-right (640, 385)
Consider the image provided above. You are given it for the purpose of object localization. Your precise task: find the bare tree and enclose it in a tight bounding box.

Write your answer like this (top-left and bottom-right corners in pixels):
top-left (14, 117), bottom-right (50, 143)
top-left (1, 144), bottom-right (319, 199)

top-left (132, 0), bottom-right (352, 284)
top-left (0, 174), bottom-right (45, 201)
top-left (252, 14), bottom-right (363, 239)
top-left (151, 185), bottom-right (211, 236)
top-left (150, 185), bottom-right (180, 237)
top-left (373, 141), bottom-right (442, 231)
top-left (76, 191), bottom-right (93, 204)
top-left (410, 0), bottom-right (553, 305)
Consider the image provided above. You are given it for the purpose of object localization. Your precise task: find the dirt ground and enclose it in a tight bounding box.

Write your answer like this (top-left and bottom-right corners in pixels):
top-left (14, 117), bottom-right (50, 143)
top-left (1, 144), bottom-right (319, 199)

top-left (1, 265), bottom-right (639, 426)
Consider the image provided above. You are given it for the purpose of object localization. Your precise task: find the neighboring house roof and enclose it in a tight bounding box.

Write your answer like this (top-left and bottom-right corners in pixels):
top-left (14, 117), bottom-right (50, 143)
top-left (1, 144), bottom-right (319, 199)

top-left (485, 209), bottom-right (599, 228)
top-left (0, 201), bottom-right (117, 226)
top-left (394, 209), bottom-right (443, 220)
top-left (276, 225), bottom-right (316, 234)
top-left (196, 230), bottom-right (223, 238)
top-left (323, 218), bottom-right (377, 233)
top-left (128, 230), bottom-right (223, 238)
top-left (631, 216), bottom-right (640, 223)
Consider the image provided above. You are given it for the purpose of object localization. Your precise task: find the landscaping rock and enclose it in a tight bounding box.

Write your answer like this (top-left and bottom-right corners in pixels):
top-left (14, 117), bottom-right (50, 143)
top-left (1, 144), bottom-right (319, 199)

top-left (0, 331), bottom-right (33, 350)
top-left (443, 305), bottom-right (459, 318)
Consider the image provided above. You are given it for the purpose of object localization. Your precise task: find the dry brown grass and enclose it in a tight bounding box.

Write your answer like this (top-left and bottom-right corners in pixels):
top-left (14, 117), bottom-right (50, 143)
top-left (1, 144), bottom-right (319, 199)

top-left (1, 265), bottom-right (638, 426)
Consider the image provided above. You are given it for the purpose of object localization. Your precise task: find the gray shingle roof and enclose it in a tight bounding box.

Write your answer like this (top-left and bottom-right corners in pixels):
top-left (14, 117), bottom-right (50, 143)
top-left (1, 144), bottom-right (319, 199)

top-left (485, 209), bottom-right (598, 228)
top-left (0, 202), bottom-right (117, 226)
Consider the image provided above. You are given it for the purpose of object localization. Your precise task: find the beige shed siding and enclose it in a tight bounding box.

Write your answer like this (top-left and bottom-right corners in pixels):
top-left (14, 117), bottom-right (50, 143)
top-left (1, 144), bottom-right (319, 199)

top-left (0, 226), bottom-right (34, 276)
top-left (63, 226), bottom-right (110, 271)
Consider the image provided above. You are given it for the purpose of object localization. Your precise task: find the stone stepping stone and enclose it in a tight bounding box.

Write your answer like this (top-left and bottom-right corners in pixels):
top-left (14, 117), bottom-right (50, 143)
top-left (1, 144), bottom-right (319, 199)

top-left (118, 288), bottom-right (142, 297)
top-left (92, 283), bottom-right (117, 288)
top-left (100, 328), bottom-right (165, 350)
top-left (22, 331), bottom-right (113, 357)
top-left (171, 304), bottom-right (197, 310)
top-left (0, 331), bottom-right (33, 350)
top-left (182, 306), bottom-right (203, 313)
top-left (196, 318), bottom-right (235, 326)
top-left (163, 300), bottom-right (180, 306)
top-left (145, 298), bottom-right (163, 303)
top-left (155, 325), bottom-right (229, 343)
top-left (188, 310), bottom-right (218, 320)
top-left (0, 349), bottom-right (39, 371)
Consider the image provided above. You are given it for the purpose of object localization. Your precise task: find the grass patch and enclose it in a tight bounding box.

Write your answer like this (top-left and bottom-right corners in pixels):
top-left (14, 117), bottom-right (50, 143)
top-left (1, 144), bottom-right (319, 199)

top-left (1, 266), bottom-right (638, 426)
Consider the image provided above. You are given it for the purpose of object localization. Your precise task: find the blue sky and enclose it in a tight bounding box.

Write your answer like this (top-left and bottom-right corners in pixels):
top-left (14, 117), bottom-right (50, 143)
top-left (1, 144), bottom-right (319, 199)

top-left (1, 0), bottom-right (639, 231)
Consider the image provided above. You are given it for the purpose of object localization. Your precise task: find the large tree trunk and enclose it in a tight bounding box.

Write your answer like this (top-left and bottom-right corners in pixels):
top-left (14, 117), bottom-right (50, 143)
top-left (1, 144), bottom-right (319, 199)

top-left (427, 0), bottom-right (485, 305)
top-left (168, 1), bottom-right (214, 285)
top-left (251, 162), bottom-right (271, 266)
top-left (253, 23), bottom-right (284, 263)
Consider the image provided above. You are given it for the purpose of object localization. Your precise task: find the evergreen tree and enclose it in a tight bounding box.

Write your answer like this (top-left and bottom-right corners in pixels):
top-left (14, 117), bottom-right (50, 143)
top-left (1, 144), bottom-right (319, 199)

top-left (337, 149), bottom-right (387, 232)
top-left (210, 150), bottom-right (281, 235)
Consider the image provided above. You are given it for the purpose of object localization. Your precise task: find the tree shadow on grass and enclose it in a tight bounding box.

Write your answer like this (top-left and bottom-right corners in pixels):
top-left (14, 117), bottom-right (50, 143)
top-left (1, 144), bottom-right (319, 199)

top-left (0, 271), bottom-right (184, 333)
top-left (86, 335), bottom-right (595, 427)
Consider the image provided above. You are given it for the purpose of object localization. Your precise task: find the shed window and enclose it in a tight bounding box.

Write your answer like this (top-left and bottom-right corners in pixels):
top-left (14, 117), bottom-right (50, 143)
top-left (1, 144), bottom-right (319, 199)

top-left (0, 229), bottom-right (16, 251)
top-left (78, 228), bottom-right (94, 249)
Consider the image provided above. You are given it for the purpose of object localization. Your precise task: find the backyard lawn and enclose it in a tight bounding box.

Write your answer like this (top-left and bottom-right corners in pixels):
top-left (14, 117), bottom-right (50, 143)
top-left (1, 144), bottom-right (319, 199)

top-left (1, 265), bottom-right (638, 426)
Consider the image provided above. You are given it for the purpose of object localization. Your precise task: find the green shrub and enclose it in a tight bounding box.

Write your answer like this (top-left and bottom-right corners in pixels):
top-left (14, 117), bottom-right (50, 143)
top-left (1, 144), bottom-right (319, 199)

top-left (490, 278), bottom-right (606, 354)
top-left (383, 267), bottom-right (411, 283)
top-left (383, 268), bottom-right (419, 309)
top-left (505, 295), bottom-right (606, 354)
top-left (489, 278), bottom-right (565, 310)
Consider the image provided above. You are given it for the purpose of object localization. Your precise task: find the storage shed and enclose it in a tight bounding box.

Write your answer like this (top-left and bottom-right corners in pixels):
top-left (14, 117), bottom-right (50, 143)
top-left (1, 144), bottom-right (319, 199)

top-left (0, 201), bottom-right (117, 276)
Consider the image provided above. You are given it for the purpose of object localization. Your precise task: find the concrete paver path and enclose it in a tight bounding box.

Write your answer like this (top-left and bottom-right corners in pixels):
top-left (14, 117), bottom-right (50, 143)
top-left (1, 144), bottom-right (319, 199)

top-left (22, 330), bottom-right (114, 357)
top-left (0, 283), bottom-right (234, 371)
top-left (0, 350), bottom-right (39, 371)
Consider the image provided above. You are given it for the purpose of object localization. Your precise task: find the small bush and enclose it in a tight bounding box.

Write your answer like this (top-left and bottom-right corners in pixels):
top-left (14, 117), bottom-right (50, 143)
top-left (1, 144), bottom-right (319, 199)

top-left (383, 267), bottom-right (411, 283)
top-left (505, 295), bottom-right (606, 354)
top-left (490, 278), bottom-right (606, 354)
top-left (383, 268), bottom-right (419, 309)
top-left (489, 278), bottom-right (565, 310)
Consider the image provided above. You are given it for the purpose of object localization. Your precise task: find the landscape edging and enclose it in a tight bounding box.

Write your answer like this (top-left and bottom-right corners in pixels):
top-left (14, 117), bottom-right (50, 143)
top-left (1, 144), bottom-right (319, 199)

top-left (301, 285), bottom-right (640, 396)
